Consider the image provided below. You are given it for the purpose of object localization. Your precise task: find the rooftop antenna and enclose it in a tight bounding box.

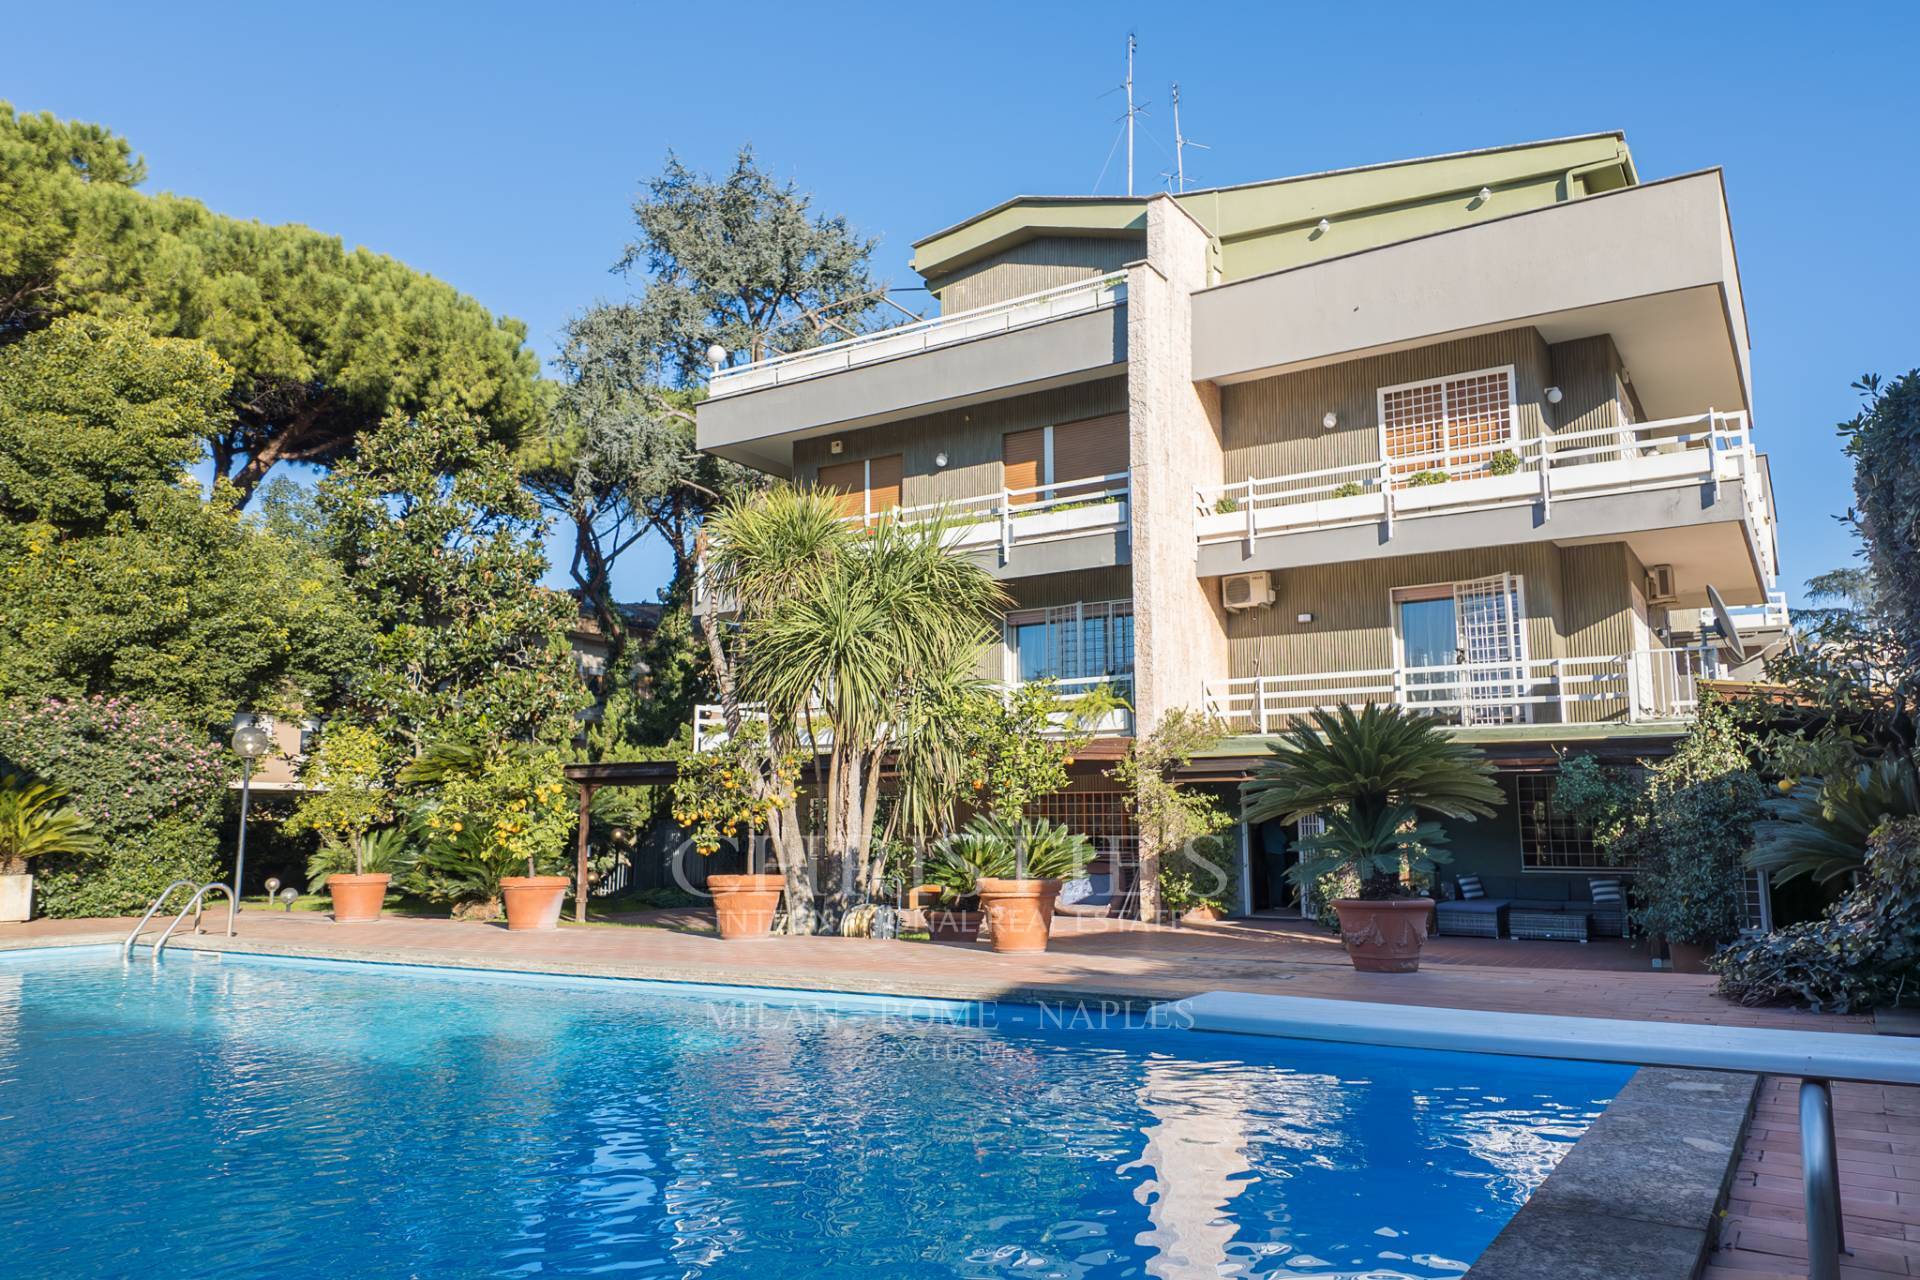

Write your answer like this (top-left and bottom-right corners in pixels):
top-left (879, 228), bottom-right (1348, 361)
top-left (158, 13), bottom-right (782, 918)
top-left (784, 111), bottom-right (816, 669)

top-left (1169, 82), bottom-right (1209, 193)
top-left (1094, 32), bottom-right (1151, 195)
top-left (1125, 33), bottom-right (1138, 195)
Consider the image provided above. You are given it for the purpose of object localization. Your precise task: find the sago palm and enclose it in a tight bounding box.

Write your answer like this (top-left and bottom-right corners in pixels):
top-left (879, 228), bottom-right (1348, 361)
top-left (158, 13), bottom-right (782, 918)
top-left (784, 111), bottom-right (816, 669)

top-left (0, 775), bottom-right (102, 873)
top-left (1750, 757), bottom-right (1920, 886)
top-left (1241, 703), bottom-right (1502, 899)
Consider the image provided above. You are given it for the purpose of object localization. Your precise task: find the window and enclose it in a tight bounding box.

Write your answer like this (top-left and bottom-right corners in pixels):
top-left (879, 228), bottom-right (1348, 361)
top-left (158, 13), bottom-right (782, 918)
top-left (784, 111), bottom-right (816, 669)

top-left (1028, 790), bottom-right (1136, 873)
top-left (1003, 415), bottom-right (1126, 503)
top-left (1517, 772), bottom-right (1622, 871)
top-left (1391, 575), bottom-right (1529, 726)
top-left (1378, 366), bottom-right (1516, 480)
top-left (1004, 600), bottom-right (1133, 686)
top-left (816, 454), bottom-right (903, 521)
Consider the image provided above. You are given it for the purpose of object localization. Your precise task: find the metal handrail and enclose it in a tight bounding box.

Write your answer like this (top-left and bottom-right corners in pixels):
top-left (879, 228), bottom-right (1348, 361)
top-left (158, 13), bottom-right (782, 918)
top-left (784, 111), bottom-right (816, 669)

top-left (147, 882), bottom-right (235, 961)
top-left (123, 879), bottom-right (199, 958)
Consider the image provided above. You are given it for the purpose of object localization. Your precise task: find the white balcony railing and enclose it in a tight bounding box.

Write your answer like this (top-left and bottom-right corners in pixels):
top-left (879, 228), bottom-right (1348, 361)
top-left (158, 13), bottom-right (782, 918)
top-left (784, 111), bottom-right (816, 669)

top-left (859, 472), bottom-right (1130, 563)
top-left (693, 675), bottom-right (1133, 753)
top-left (1195, 411), bottom-right (1777, 585)
top-left (706, 275), bottom-right (1127, 398)
top-left (694, 474), bottom-right (1131, 614)
top-left (1203, 647), bottom-right (1719, 735)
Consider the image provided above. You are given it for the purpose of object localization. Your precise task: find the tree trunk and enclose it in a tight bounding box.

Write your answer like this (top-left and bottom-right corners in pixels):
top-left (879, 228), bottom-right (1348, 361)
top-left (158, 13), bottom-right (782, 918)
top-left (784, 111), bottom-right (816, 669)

top-left (695, 580), bottom-right (820, 933)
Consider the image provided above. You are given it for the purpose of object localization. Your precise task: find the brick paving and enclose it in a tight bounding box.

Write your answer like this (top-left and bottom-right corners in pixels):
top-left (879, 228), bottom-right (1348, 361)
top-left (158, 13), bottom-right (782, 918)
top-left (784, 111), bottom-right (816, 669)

top-left (10, 906), bottom-right (1914, 1279)
top-left (1704, 1077), bottom-right (1920, 1280)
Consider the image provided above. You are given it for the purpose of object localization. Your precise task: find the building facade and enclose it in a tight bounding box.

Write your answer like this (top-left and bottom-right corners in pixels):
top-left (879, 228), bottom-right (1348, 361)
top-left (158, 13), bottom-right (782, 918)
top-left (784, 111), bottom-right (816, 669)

top-left (692, 133), bottom-right (1784, 923)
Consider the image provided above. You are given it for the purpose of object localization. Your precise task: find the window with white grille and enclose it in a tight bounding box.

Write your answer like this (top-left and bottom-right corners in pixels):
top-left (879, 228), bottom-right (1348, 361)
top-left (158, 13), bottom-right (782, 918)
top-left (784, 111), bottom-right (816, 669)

top-left (1517, 773), bottom-right (1624, 871)
top-left (1378, 366), bottom-right (1517, 480)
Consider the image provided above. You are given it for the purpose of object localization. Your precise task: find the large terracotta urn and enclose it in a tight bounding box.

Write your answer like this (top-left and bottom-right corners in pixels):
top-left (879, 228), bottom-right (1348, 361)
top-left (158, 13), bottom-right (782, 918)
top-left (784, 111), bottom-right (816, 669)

top-left (708, 873), bottom-right (785, 940)
top-left (977, 877), bottom-right (1060, 954)
top-left (500, 875), bottom-right (570, 931)
top-left (326, 873), bottom-right (391, 924)
top-left (1332, 898), bottom-right (1434, 973)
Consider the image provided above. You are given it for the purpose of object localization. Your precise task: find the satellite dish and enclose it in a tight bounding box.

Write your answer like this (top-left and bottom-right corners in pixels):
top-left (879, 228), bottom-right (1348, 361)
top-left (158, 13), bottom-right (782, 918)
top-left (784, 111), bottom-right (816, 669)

top-left (1705, 583), bottom-right (1748, 662)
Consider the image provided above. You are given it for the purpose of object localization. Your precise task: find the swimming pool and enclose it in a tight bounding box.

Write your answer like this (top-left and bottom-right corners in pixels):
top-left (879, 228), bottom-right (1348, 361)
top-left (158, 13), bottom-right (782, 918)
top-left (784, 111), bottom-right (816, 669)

top-left (0, 947), bottom-right (1629, 1278)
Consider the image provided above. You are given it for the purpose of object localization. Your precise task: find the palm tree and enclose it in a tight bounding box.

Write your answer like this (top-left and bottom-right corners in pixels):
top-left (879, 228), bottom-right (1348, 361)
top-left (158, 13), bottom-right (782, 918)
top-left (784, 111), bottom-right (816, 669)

top-left (1240, 704), bottom-right (1503, 900)
top-left (1750, 757), bottom-right (1920, 886)
top-left (740, 506), bottom-right (1007, 918)
top-left (0, 775), bottom-right (101, 874)
top-left (704, 487), bottom-right (1008, 923)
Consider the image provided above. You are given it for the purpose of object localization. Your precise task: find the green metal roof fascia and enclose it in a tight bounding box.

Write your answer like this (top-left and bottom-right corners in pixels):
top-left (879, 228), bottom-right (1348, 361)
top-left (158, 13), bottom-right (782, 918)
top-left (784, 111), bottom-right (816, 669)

top-left (911, 132), bottom-right (1631, 279)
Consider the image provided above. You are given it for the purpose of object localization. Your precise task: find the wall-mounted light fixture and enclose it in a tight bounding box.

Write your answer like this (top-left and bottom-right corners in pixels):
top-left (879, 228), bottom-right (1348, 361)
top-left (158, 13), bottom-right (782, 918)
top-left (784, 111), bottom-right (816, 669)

top-left (1544, 386), bottom-right (1564, 405)
top-left (1315, 218), bottom-right (1331, 235)
top-left (933, 451), bottom-right (949, 468)
top-left (829, 439), bottom-right (844, 455)
top-left (1296, 612), bottom-right (1315, 625)
top-left (1322, 411), bottom-right (1339, 430)
top-left (1477, 186), bottom-right (1493, 203)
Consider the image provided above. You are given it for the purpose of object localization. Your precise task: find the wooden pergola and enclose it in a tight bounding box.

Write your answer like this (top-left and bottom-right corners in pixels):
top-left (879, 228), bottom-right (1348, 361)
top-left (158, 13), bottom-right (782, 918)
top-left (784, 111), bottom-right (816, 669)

top-left (562, 758), bottom-right (679, 923)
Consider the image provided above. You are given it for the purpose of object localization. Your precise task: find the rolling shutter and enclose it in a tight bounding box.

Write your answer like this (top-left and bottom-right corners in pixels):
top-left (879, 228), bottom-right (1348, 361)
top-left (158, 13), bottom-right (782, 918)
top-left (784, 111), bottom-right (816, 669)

top-left (866, 454), bottom-right (903, 514)
top-left (1002, 429), bottom-right (1045, 504)
top-left (816, 459), bottom-right (867, 519)
top-left (1052, 415), bottom-right (1127, 497)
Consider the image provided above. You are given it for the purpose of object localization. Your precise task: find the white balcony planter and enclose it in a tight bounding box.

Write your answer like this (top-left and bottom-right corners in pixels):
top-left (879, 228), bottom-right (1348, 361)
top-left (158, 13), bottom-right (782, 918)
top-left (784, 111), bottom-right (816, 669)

top-left (1015, 499), bottom-right (1126, 541)
top-left (0, 872), bottom-right (32, 923)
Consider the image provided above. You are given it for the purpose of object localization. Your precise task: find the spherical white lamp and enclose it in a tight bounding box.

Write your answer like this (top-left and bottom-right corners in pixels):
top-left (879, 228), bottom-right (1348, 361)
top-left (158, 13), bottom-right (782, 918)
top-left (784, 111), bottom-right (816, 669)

top-left (705, 344), bottom-right (727, 372)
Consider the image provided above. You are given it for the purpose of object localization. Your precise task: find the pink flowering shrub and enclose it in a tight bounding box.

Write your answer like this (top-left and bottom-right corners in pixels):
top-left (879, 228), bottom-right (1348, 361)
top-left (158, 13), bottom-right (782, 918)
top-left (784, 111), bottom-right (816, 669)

top-left (0, 696), bottom-right (228, 916)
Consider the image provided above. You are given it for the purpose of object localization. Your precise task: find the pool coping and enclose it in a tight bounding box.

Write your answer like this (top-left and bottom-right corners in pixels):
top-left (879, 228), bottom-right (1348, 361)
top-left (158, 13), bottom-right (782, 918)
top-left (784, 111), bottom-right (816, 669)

top-left (1, 931), bottom-right (1184, 1015)
top-left (1465, 1066), bottom-right (1760, 1279)
top-left (10, 936), bottom-right (1761, 1276)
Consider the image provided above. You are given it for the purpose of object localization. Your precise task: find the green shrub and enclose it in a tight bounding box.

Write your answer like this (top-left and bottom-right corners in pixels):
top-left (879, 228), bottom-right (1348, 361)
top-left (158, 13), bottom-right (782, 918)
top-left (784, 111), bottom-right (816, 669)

top-left (1212, 496), bottom-right (1241, 515)
top-left (1610, 700), bottom-right (1766, 947)
top-left (1487, 450), bottom-right (1522, 476)
top-left (1404, 470), bottom-right (1449, 487)
top-left (1713, 816), bottom-right (1920, 1012)
top-left (0, 696), bottom-right (226, 915)
top-left (1329, 482), bottom-right (1365, 499)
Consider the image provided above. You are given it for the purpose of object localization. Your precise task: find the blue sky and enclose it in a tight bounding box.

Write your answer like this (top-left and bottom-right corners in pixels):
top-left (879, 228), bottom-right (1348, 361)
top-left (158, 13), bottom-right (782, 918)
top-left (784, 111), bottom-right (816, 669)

top-left (6, 1), bottom-right (1914, 605)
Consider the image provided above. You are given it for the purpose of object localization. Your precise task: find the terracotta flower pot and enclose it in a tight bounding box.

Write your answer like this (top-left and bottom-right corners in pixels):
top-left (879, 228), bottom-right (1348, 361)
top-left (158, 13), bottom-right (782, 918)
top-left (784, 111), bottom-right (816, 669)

top-left (1667, 941), bottom-right (1714, 974)
top-left (1332, 898), bottom-right (1435, 973)
top-left (924, 905), bottom-right (984, 943)
top-left (326, 872), bottom-right (391, 923)
top-left (978, 877), bottom-right (1059, 954)
top-left (500, 875), bottom-right (570, 932)
top-left (707, 873), bottom-right (785, 940)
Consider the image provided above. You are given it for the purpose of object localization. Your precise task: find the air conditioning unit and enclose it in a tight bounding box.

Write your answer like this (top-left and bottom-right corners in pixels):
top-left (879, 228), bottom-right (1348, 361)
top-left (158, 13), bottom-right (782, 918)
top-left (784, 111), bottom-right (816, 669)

top-left (1222, 571), bottom-right (1275, 611)
top-left (1645, 564), bottom-right (1679, 606)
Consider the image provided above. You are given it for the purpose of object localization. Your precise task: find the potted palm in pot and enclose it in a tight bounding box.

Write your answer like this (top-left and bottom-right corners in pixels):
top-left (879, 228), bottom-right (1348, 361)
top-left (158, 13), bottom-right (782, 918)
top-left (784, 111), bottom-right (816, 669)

top-left (305, 827), bottom-right (413, 923)
top-left (0, 774), bottom-right (100, 923)
top-left (939, 814), bottom-right (1092, 953)
top-left (1242, 704), bottom-right (1503, 973)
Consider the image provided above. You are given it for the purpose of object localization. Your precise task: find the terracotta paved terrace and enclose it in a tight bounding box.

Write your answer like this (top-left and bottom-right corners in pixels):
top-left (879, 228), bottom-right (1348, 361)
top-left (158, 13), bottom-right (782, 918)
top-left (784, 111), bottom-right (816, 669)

top-left (9, 907), bottom-right (1915, 1277)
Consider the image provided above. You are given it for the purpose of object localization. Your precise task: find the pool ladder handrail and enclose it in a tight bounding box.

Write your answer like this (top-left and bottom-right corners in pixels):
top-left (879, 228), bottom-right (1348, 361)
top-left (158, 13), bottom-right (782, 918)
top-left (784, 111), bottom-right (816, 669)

top-left (123, 880), bottom-right (235, 961)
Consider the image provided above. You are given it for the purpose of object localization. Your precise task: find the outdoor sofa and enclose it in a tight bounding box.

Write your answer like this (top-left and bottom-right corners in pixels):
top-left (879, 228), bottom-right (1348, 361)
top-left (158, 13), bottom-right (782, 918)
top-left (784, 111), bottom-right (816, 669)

top-left (1433, 874), bottom-right (1630, 942)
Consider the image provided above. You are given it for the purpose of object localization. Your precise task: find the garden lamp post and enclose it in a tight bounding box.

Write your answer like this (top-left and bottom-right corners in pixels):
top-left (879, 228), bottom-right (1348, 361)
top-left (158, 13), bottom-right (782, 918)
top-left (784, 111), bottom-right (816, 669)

top-left (229, 718), bottom-right (272, 934)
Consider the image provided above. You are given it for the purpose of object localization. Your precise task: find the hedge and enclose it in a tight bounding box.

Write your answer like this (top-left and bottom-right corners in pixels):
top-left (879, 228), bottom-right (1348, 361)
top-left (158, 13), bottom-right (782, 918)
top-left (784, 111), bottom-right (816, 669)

top-left (0, 696), bottom-right (227, 916)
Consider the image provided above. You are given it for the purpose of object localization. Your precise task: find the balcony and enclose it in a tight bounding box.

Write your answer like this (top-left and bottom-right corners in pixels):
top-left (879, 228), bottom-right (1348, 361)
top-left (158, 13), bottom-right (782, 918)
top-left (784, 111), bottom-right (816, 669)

top-left (1203, 647), bottom-right (1717, 735)
top-left (1194, 411), bottom-right (1777, 599)
top-left (866, 471), bottom-right (1129, 569)
top-left (707, 275), bottom-right (1127, 399)
top-left (696, 278), bottom-right (1129, 474)
top-left (693, 675), bottom-right (1134, 753)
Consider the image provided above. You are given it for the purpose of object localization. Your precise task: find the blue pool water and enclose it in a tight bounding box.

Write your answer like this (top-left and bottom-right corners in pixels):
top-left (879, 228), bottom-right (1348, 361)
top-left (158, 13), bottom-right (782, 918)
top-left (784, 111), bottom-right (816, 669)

top-left (0, 947), bottom-right (1629, 1279)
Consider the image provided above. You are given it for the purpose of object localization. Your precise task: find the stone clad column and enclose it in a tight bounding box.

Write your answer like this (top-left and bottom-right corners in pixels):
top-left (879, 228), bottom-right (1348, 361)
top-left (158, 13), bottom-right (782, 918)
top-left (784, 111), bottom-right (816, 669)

top-left (1126, 196), bottom-right (1229, 736)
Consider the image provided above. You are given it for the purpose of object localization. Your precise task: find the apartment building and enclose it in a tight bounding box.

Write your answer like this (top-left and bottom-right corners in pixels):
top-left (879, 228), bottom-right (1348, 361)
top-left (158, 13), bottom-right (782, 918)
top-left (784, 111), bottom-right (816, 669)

top-left (692, 133), bottom-right (1783, 923)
